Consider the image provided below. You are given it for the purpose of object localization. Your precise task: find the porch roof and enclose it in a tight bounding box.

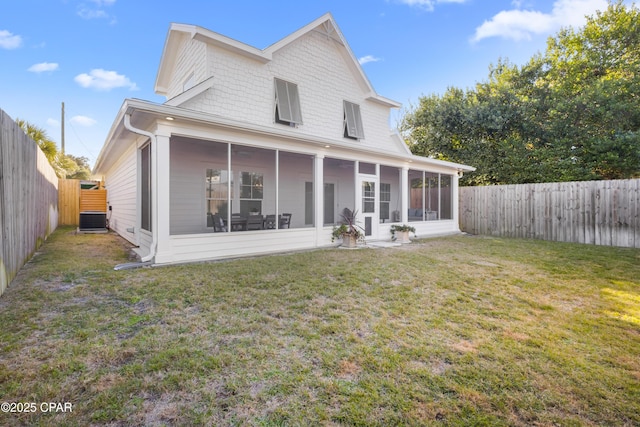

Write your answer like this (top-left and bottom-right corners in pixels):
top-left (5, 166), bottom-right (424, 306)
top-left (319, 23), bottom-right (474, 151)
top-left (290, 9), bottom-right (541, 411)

top-left (93, 98), bottom-right (475, 176)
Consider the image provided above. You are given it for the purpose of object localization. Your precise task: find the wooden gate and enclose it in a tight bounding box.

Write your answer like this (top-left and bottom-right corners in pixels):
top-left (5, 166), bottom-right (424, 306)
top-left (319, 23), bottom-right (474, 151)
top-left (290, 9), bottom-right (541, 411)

top-left (58, 179), bottom-right (107, 226)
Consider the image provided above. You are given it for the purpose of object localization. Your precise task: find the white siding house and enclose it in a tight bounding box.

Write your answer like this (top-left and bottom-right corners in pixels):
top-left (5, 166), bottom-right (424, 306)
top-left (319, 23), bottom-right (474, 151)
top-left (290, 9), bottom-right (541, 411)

top-left (93, 13), bottom-right (474, 265)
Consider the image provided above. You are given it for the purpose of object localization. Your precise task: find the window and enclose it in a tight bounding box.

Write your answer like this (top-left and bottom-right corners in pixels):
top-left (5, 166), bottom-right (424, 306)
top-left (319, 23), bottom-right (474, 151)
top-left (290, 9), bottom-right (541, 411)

top-left (141, 143), bottom-right (152, 232)
top-left (344, 101), bottom-right (364, 140)
top-left (380, 183), bottom-right (391, 222)
top-left (362, 181), bottom-right (375, 213)
top-left (380, 166), bottom-right (401, 222)
top-left (274, 78), bottom-right (302, 126)
top-left (239, 172), bottom-right (263, 216)
top-left (206, 169), bottom-right (231, 220)
top-left (324, 183), bottom-right (335, 225)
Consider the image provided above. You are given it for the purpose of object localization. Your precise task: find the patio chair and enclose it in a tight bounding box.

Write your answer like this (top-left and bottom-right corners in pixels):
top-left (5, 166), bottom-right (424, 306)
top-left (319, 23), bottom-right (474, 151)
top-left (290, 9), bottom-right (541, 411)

top-left (246, 215), bottom-right (264, 230)
top-left (211, 214), bottom-right (227, 232)
top-left (264, 214), bottom-right (277, 229)
top-left (279, 213), bottom-right (292, 228)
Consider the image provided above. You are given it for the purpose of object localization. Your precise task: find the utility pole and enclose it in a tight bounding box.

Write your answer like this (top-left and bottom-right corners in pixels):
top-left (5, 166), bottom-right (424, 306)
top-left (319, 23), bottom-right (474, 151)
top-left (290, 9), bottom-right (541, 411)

top-left (61, 101), bottom-right (65, 154)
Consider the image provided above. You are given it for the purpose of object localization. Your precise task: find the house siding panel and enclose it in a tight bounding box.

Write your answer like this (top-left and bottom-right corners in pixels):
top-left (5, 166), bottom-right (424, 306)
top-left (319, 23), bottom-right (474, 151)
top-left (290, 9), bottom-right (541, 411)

top-left (103, 144), bottom-right (137, 244)
top-left (168, 228), bottom-right (319, 263)
top-left (167, 37), bottom-right (208, 100)
top-left (178, 30), bottom-right (403, 155)
top-left (170, 139), bottom-right (209, 235)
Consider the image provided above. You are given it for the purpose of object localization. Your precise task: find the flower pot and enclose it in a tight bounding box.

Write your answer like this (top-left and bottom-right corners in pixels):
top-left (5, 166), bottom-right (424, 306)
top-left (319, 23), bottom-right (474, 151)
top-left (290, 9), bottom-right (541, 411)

top-left (397, 230), bottom-right (411, 244)
top-left (341, 234), bottom-right (358, 248)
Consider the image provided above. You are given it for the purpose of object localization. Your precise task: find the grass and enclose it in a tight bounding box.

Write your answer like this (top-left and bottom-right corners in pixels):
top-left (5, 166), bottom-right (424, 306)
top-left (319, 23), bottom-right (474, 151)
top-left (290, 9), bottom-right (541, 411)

top-left (0, 226), bottom-right (639, 426)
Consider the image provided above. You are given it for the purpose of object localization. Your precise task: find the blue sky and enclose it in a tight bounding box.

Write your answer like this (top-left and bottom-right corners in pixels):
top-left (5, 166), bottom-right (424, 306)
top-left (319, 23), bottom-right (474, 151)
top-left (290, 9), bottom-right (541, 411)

top-left (0, 0), bottom-right (614, 167)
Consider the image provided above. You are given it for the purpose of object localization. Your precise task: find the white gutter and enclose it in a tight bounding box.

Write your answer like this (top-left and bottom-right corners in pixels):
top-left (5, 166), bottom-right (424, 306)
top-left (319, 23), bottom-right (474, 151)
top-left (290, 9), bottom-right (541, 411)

top-left (123, 113), bottom-right (157, 263)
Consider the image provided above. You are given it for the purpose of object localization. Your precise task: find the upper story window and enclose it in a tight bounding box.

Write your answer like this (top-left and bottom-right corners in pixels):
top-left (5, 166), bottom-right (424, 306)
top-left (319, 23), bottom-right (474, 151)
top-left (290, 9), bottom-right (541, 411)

top-left (343, 101), bottom-right (364, 140)
top-left (274, 78), bottom-right (303, 126)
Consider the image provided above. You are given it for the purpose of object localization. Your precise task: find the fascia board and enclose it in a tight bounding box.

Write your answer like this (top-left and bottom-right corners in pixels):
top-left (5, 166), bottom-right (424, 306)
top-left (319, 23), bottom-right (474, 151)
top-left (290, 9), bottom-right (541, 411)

top-left (164, 76), bottom-right (215, 107)
top-left (100, 99), bottom-right (474, 173)
top-left (191, 27), bottom-right (271, 63)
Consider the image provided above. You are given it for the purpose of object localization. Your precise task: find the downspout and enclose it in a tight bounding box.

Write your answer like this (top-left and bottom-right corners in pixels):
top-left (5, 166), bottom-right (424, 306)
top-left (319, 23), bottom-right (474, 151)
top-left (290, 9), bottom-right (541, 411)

top-left (124, 113), bottom-right (157, 263)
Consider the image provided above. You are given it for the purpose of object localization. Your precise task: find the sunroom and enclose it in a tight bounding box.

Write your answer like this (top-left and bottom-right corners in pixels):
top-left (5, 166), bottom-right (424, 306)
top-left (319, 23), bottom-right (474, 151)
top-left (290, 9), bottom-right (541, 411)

top-left (167, 135), bottom-right (458, 241)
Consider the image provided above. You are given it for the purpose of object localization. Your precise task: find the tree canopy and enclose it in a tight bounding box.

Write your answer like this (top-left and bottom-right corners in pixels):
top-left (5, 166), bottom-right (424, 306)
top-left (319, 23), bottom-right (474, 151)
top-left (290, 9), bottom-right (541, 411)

top-left (402, 1), bottom-right (640, 185)
top-left (16, 119), bottom-right (92, 180)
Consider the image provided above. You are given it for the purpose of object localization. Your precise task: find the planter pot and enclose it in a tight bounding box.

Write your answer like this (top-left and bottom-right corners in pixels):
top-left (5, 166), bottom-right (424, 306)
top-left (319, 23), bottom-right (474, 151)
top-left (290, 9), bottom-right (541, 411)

top-left (397, 230), bottom-right (411, 244)
top-left (341, 234), bottom-right (358, 248)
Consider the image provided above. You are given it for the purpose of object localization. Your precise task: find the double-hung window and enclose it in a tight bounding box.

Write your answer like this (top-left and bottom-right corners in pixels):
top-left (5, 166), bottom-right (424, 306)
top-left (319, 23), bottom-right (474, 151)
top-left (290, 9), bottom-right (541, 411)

top-left (274, 78), bottom-right (303, 126)
top-left (343, 101), bottom-right (364, 140)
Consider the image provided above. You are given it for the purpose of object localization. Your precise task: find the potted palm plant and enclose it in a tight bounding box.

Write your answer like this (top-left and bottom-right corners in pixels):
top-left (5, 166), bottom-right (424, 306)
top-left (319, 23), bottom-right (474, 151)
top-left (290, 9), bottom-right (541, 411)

top-left (390, 224), bottom-right (416, 244)
top-left (331, 208), bottom-right (364, 248)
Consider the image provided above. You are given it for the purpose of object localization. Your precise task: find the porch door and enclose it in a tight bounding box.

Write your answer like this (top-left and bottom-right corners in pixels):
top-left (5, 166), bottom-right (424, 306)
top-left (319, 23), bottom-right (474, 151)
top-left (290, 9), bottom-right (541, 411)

top-left (358, 176), bottom-right (378, 239)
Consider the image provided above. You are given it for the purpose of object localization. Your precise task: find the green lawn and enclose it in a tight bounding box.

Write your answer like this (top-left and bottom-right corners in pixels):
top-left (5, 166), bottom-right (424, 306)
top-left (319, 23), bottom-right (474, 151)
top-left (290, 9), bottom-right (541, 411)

top-left (1, 227), bottom-right (639, 426)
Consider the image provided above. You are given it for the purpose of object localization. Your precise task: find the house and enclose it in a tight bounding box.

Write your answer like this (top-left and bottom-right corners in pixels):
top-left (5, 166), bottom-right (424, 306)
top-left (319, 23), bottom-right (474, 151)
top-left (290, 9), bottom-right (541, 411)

top-left (92, 13), bottom-right (475, 265)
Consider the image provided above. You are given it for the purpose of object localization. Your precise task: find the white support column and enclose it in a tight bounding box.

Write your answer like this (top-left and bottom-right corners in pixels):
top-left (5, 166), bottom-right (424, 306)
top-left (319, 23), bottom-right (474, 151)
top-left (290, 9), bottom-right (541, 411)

top-left (314, 154), bottom-right (324, 246)
top-left (453, 171), bottom-right (461, 231)
top-left (153, 132), bottom-right (172, 263)
top-left (354, 161), bottom-right (359, 211)
top-left (275, 150), bottom-right (280, 229)
top-left (401, 166), bottom-right (409, 223)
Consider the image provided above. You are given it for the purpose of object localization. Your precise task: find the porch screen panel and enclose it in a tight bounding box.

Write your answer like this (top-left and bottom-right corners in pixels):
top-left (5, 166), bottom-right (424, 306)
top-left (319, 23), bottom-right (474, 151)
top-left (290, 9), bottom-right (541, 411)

top-left (171, 137), bottom-right (229, 235)
top-left (408, 169), bottom-right (424, 222)
top-left (279, 151), bottom-right (314, 228)
top-left (440, 174), bottom-right (453, 220)
top-left (425, 172), bottom-right (439, 221)
top-left (305, 182), bottom-right (313, 226)
top-left (206, 169), bottom-right (231, 223)
top-left (231, 145), bottom-right (276, 231)
top-left (324, 183), bottom-right (335, 225)
top-left (380, 166), bottom-right (401, 223)
top-left (141, 142), bottom-right (152, 232)
top-left (323, 157), bottom-right (355, 225)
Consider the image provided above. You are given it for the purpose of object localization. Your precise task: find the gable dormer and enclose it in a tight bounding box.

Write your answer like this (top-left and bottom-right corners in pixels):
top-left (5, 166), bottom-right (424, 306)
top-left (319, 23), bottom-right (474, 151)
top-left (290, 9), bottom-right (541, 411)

top-left (154, 14), bottom-right (403, 153)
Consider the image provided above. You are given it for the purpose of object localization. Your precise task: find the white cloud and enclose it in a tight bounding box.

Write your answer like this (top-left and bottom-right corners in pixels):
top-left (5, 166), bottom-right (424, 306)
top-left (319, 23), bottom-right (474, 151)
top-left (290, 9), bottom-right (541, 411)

top-left (74, 69), bottom-right (138, 91)
top-left (47, 118), bottom-right (60, 127)
top-left (71, 116), bottom-right (97, 127)
top-left (396, 0), bottom-right (467, 11)
top-left (0, 30), bottom-right (22, 49)
top-left (472, 0), bottom-right (608, 43)
top-left (359, 55), bottom-right (382, 65)
top-left (78, 0), bottom-right (117, 23)
top-left (78, 8), bottom-right (108, 19)
top-left (28, 62), bottom-right (59, 73)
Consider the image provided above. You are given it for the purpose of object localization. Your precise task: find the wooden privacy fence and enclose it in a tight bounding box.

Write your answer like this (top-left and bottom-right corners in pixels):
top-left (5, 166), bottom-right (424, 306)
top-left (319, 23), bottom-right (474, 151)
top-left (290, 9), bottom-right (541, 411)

top-left (0, 109), bottom-right (59, 296)
top-left (58, 179), bottom-right (107, 226)
top-left (459, 179), bottom-right (640, 248)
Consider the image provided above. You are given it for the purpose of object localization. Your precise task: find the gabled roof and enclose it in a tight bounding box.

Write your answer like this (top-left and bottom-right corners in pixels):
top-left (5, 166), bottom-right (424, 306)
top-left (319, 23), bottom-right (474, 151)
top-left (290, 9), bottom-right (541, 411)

top-left (154, 13), bottom-right (401, 108)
